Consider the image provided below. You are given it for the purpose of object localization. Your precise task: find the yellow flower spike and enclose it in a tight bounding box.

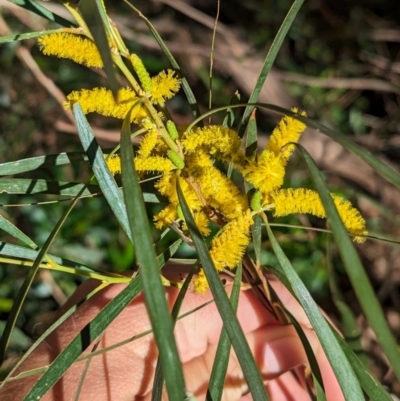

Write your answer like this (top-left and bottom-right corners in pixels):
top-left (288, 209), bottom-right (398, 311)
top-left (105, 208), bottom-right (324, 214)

top-left (182, 210), bottom-right (211, 236)
top-left (134, 156), bottom-right (175, 173)
top-left (271, 188), bottom-right (368, 242)
top-left (155, 173), bottom-right (176, 199)
top-left (37, 33), bottom-right (103, 68)
top-left (185, 151), bottom-right (214, 169)
top-left (64, 87), bottom-right (148, 122)
top-left (155, 174), bottom-right (202, 212)
top-left (138, 129), bottom-right (158, 159)
top-left (266, 108), bottom-right (307, 162)
top-left (190, 165), bottom-right (248, 220)
top-left (210, 210), bottom-right (253, 271)
top-left (150, 70), bottom-right (181, 105)
top-left (193, 269), bottom-right (209, 294)
top-left (178, 177), bottom-right (203, 212)
top-left (182, 125), bottom-right (242, 162)
top-left (106, 154), bottom-right (121, 175)
top-left (130, 54), bottom-right (152, 92)
top-left (154, 203), bottom-right (178, 230)
top-left (242, 150), bottom-right (286, 195)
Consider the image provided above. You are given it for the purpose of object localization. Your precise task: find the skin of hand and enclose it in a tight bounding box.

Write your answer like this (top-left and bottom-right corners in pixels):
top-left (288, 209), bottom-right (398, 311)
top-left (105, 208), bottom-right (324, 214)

top-left (0, 273), bottom-right (345, 401)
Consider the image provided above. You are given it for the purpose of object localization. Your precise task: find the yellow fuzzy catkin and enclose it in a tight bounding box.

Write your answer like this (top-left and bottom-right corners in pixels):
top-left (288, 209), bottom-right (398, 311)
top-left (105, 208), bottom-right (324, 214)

top-left (150, 70), bottom-right (181, 105)
top-left (241, 150), bottom-right (286, 195)
top-left (106, 155), bottom-right (122, 175)
top-left (37, 33), bottom-right (103, 68)
top-left (210, 210), bottom-right (253, 271)
top-left (134, 156), bottom-right (175, 173)
top-left (182, 125), bottom-right (242, 162)
top-left (64, 87), bottom-right (147, 122)
top-left (193, 269), bottom-right (208, 294)
top-left (266, 108), bottom-right (307, 162)
top-left (185, 151), bottom-right (214, 169)
top-left (155, 174), bottom-right (202, 212)
top-left (137, 130), bottom-right (158, 158)
top-left (191, 165), bottom-right (248, 221)
top-left (182, 210), bottom-right (211, 236)
top-left (271, 188), bottom-right (367, 242)
top-left (154, 203), bottom-right (178, 230)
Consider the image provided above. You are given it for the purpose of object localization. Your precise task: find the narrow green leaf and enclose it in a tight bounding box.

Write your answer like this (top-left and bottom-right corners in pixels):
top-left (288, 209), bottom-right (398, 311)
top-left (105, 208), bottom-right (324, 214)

top-left (207, 262), bottom-right (242, 401)
top-left (267, 263), bottom-right (392, 401)
top-left (0, 178), bottom-right (163, 204)
top-left (155, 238), bottom-right (183, 268)
top-left (297, 144), bottom-right (400, 381)
top-left (264, 221), bottom-right (364, 400)
top-left (0, 178), bottom-right (98, 196)
top-left (0, 182), bottom-right (86, 364)
top-left (244, 109), bottom-right (258, 158)
top-left (0, 29), bottom-right (61, 44)
top-left (120, 110), bottom-right (186, 400)
top-left (314, 374), bottom-right (327, 401)
top-left (283, 308), bottom-right (325, 396)
top-left (6, 0), bottom-right (74, 27)
top-left (0, 215), bottom-right (36, 249)
top-left (122, 0), bottom-right (201, 119)
top-left (0, 321), bottom-right (31, 350)
top-left (332, 329), bottom-right (393, 401)
top-left (78, 0), bottom-right (119, 96)
top-left (225, 92), bottom-right (242, 178)
top-left (152, 265), bottom-right (196, 401)
top-left (0, 152), bottom-right (89, 176)
top-left (177, 180), bottom-right (269, 400)
top-left (222, 92), bottom-right (241, 128)
top-left (22, 277), bottom-right (142, 401)
top-left (326, 242), bottom-right (368, 367)
top-left (238, 0), bottom-right (305, 135)
top-left (1, 300), bottom-right (81, 388)
top-left (0, 242), bottom-right (129, 282)
top-left (73, 103), bottom-right (132, 241)
top-left (244, 111), bottom-right (262, 264)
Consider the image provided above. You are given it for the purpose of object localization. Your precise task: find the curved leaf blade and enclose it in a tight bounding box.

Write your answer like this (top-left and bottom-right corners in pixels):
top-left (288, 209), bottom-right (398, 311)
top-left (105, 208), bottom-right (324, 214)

top-left (22, 278), bottom-right (142, 401)
top-left (177, 179), bottom-right (269, 401)
top-left (264, 221), bottom-right (364, 400)
top-left (206, 262), bottom-right (242, 401)
top-left (78, 0), bottom-right (119, 96)
top-left (73, 103), bottom-right (132, 241)
top-left (6, 0), bottom-right (74, 27)
top-left (297, 144), bottom-right (400, 381)
top-left (0, 152), bottom-right (89, 176)
top-left (239, 0), bottom-right (305, 134)
top-left (120, 111), bottom-right (186, 400)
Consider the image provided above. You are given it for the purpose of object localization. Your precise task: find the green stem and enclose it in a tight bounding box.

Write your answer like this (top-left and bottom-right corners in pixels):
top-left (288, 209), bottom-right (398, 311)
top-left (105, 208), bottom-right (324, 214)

top-left (112, 55), bottom-right (182, 156)
top-left (63, 3), bottom-right (91, 36)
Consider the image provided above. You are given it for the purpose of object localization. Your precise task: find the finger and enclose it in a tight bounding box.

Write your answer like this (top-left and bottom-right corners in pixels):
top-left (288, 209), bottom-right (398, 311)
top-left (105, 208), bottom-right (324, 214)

top-left (0, 282), bottom-right (278, 400)
top-left (266, 370), bottom-right (311, 401)
top-left (139, 324), bottom-right (309, 401)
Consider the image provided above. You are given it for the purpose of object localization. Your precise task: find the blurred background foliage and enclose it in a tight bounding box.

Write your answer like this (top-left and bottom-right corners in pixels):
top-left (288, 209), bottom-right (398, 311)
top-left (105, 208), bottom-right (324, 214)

top-left (0, 0), bottom-right (399, 394)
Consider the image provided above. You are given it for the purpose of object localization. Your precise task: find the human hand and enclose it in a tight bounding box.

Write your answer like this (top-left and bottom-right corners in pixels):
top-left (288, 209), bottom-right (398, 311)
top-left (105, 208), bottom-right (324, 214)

top-left (0, 273), bottom-right (344, 401)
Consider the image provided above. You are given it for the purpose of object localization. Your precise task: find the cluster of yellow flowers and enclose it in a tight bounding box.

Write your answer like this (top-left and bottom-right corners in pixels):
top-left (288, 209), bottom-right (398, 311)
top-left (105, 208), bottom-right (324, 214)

top-left (37, 25), bottom-right (367, 293)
